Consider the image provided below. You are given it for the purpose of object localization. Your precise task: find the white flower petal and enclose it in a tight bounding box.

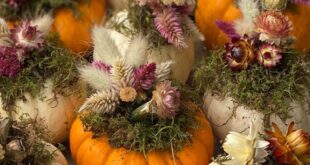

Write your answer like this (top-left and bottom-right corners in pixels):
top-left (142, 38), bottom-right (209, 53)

top-left (255, 140), bottom-right (269, 148)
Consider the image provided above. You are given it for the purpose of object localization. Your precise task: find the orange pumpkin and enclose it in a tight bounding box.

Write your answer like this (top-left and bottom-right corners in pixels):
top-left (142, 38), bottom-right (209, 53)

top-left (195, 0), bottom-right (310, 51)
top-left (70, 103), bottom-right (214, 165)
top-left (53, 0), bottom-right (106, 55)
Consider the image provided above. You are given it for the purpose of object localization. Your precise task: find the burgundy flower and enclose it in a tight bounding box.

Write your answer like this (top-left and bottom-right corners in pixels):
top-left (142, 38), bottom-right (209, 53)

top-left (257, 43), bottom-right (282, 68)
top-left (215, 20), bottom-right (240, 40)
top-left (292, 0), bottom-right (310, 5)
top-left (224, 36), bottom-right (256, 70)
top-left (134, 63), bottom-right (156, 90)
top-left (152, 80), bottom-right (180, 119)
top-left (92, 60), bottom-right (111, 73)
top-left (6, 0), bottom-right (26, 9)
top-left (0, 47), bottom-right (22, 78)
top-left (10, 21), bottom-right (44, 50)
top-left (255, 11), bottom-right (292, 40)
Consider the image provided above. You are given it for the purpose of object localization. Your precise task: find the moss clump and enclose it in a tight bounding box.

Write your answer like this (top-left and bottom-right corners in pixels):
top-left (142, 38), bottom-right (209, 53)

top-left (0, 34), bottom-right (83, 111)
top-left (194, 48), bottom-right (310, 122)
top-left (80, 83), bottom-right (200, 154)
top-left (0, 117), bottom-right (56, 165)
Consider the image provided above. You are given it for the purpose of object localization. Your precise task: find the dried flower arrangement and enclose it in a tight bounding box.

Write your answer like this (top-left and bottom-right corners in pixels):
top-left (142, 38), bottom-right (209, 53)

top-left (75, 27), bottom-right (208, 155)
top-left (0, 16), bottom-right (81, 111)
top-left (0, 0), bottom-right (78, 21)
top-left (0, 117), bottom-right (68, 165)
top-left (194, 0), bottom-right (310, 125)
top-left (108, 0), bottom-right (202, 48)
top-left (209, 121), bottom-right (310, 165)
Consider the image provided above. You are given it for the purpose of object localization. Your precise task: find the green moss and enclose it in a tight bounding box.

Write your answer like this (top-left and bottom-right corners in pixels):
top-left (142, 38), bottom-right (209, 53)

top-left (193, 48), bottom-right (310, 123)
top-left (0, 0), bottom-right (85, 21)
top-left (0, 34), bottom-right (83, 111)
top-left (80, 83), bottom-right (200, 154)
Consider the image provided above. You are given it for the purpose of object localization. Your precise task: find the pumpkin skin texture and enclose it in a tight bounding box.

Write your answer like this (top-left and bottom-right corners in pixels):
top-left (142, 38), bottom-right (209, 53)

top-left (53, 0), bottom-right (106, 55)
top-left (195, 0), bottom-right (310, 50)
top-left (70, 104), bottom-right (214, 165)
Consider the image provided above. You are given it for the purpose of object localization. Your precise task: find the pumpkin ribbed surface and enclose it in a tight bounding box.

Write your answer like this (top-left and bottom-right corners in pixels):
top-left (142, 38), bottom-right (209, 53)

top-left (70, 105), bottom-right (214, 165)
top-left (195, 0), bottom-right (310, 50)
top-left (53, 0), bottom-right (106, 54)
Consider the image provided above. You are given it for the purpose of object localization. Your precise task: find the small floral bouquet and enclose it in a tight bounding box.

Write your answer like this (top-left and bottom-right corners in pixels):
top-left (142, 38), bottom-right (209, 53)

top-left (210, 121), bottom-right (310, 165)
top-left (0, 16), bottom-right (84, 143)
top-left (194, 0), bottom-right (310, 132)
top-left (70, 27), bottom-right (214, 164)
top-left (0, 0), bottom-right (77, 21)
top-left (0, 117), bottom-right (68, 165)
top-left (109, 0), bottom-right (202, 48)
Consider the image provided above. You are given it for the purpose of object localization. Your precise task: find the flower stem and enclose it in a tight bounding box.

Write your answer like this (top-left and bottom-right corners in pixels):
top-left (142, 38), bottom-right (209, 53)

top-left (131, 99), bottom-right (155, 120)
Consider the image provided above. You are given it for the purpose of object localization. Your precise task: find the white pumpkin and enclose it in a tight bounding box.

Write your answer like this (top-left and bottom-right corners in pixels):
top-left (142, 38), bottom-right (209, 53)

top-left (41, 141), bottom-right (68, 165)
top-left (105, 10), bottom-right (195, 83)
top-left (0, 80), bottom-right (86, 143)
top-left (204, 93), bottom-right (310, 140)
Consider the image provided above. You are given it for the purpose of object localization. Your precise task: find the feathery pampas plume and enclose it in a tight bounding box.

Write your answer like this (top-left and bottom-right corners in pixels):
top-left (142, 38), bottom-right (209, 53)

top-left (124, 34), bottom-right (149, 67)
top-left (79, 89), bottom-right (119, 113)
top-left (92, 26), bottom-right (121, 65)
top-left (234, 0), bottom-right (260, 36)
top-left (155, 61), bottom-right (174, 83)
top-left (30, 14), bottom-right (53, 35)
top-left (79, 65), bottom-right (112, 90)
top-left (111, 58), bottom-right (135, 88)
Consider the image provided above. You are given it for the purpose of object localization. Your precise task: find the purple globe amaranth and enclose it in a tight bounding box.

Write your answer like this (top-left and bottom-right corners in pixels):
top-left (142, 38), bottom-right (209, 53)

top-left (134, 63), bottom-right (156, 91)
top-left (92, 60), bottom-right (111, 73)
top-left (0, 47), bottom-right (22, 78)
top-left (152, 80), bottom-right (181, 119)
top-left (11, 21), bottom-right (44, 51)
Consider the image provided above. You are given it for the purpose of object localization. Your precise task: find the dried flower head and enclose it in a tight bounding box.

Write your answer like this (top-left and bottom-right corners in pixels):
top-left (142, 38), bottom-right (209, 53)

top-left (0, 144), bottom-right (5, 161)
top-left (153, 6), bottom-right (187, 48)
top-left (134, 63), bottom-right (156, 91)
top-left (92, 60), bottom-right (111, 73)
top-left (0, 47), bottom-right (22, 77)
top-left (261, 0), bottom-right (288, 10)
top-left (266, 122), bottom-right (310, 165)
top-left (11, 21), bottom-right (44, 50)
top-left (257, 43), bottom-right (282, 68)
top-left (119, 87), bottom-right (137, 102)
top-left (6, 0), bottom-right (26, 9)
top-left (255, 11), bottom-right (292, 40)
top-left (152, 81), bottom-right (180, 119)
top-left (222, 121), bottom-right (269, 164)
top-left (224, 36), bottom-right (255, 70)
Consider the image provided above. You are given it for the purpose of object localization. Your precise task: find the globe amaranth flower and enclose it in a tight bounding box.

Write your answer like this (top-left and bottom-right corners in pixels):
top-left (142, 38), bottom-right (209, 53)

top-left (224, 36), bottom-right (255, 70)
top-left (11, 21), bottom-right (44, 50)
top-left (266, 122), bottom-right (310, 165)
top-left (261, 0), bottom-right (288, 11)
top-left (222, 121), bottom-right (270, 165)
top-left (92, 60), bottom-right (111, 73)
top-left (257, 43), bottom-right (282, 68)
top-left (152, 81), bottom-right (180, 119)
top-left (0, 47), bottom-right (22, 78)
top-left (119, 87), bottom-right (137, 102)
top-left (255, 11), bottom-right (292, 41)
top-left (134, 63), bottom-right (156, 91)
top-left (6, 0), bottom-right (26, 9)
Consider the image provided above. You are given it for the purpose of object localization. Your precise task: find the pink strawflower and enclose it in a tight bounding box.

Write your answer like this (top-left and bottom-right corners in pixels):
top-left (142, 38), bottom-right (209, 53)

top-left (134, 63), bottom-right (156, 90)
top-left (152, 80), bottom-right (181, 119)
top-left (92, 60), bottom-right (111, 73)
top-left (10, 21), bottom-right (44, 50)
top-left (153, 6), bottom-right (187, 48)
top-left (6, 0), bottom-right (26, 9)
top-left (257, 43), bottom-right (282, 68)
top-left (292, 0), bottom-right (310, 5)
top-left (0, 47), bottom-right (22, 78)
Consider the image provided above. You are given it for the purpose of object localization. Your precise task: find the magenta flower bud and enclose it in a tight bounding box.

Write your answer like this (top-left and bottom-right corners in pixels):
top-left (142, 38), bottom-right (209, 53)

top-left (0, 47), bottom-right (22, 78)
top-left (134, 63), bottom-right (156, 90)
top-left (92, 60), bottom-right (111, 73)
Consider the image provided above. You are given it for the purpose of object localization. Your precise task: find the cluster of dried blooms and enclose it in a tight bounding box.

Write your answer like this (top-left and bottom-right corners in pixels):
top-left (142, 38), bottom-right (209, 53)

top-left (215, 0), bottom-right (307, 70)
top-left (79, 27), bottom-right (182, 119)
top-left (0, 15), bottom-right (52, 77)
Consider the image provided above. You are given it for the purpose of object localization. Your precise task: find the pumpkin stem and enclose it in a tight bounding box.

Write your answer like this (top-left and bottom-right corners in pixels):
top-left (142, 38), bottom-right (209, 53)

top-left (131, 99), bottom-right (156, 120)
